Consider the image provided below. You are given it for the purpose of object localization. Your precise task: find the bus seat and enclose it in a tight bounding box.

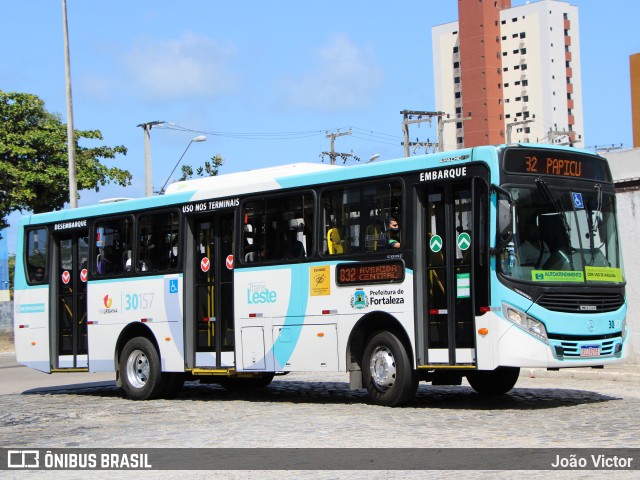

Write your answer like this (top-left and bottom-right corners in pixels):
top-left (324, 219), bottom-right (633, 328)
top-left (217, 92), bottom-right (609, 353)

top-left (327, 228), bottom-right (343, 254)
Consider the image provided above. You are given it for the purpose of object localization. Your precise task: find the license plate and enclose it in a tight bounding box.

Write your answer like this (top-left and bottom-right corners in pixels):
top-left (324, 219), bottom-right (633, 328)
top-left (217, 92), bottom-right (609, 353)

top-left (580, 345), bottom-right (600, 357)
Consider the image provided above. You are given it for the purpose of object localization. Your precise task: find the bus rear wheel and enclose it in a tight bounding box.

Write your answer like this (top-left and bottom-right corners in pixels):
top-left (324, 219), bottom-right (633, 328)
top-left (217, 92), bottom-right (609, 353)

top-left (362, 331), bottom-right (418, 407)
top-left (119, 337), bottom-right (165, 400)
top-left (466, 367), bottom-right (520, 395)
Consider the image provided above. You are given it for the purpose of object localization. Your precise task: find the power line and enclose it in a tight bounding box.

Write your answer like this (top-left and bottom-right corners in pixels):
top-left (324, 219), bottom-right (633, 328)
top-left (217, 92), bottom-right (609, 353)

top-left (350, 134), bottom-right (400, 147)
top-left (159, 122), bottom-right (326, 140)
top-left (351, 126), bottom-right (403, 141)
top-left (158, 122), bottom-right (404, 147)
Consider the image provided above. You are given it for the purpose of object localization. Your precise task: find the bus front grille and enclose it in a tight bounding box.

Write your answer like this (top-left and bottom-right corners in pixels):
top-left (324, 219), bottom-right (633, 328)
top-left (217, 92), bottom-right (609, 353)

top-left (536, 293), bottom-right (624, 313)
top-left (557, 340), bottom-right (616, 357)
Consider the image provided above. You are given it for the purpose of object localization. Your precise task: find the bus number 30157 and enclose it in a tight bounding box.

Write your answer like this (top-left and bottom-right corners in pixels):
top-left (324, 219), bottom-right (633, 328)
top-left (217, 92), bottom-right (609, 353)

top-left (125, 293), bottom-right (154, 311)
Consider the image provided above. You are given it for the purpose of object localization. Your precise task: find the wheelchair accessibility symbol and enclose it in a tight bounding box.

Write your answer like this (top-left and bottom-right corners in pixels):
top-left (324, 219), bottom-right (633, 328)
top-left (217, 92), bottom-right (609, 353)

top-left (169, 279), bottom-right (179, 294)
top-left (572, 192), bottom-right (584, 209)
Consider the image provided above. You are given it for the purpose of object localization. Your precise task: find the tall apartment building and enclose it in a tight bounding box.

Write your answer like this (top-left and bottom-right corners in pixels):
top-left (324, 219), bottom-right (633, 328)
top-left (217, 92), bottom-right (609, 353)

top-left (632, 53), bottom-right (640, 148)
top-left (433, 0), bottom-right (583, 150)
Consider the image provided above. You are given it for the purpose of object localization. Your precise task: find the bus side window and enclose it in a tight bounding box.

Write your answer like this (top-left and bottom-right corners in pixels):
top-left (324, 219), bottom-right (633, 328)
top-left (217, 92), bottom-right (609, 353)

top-left (321, 181), bottom-right (402, 256)
top-left (26, 227), bottom-right (48, 283)
top-left (94, 218), bottom-right (132, 277)
top-left (243, 192), bottom-right (313, 263)
top-left (137, 210), bottom-right (180, 273)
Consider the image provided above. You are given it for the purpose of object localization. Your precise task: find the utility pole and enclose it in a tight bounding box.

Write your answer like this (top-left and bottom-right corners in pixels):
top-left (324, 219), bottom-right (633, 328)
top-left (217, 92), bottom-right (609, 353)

top-left (594, 144), bottom-right (624, 154)
top-left (400, 110), bottom-right (443, 157)
top-left (548, 127), bottom-right (574, 146)
top-left (61, 0), bottom-right (77, 208)
top-left (506, 118), bottom-right (534, 143)
top-left (410, 139), bottom-right (439, 155)
top-left (321, 130), bottom-right (359, 165)
top-left (437, 113), bottom-right (472, 152)
top-left (137, 120), bottom-right (165, 196)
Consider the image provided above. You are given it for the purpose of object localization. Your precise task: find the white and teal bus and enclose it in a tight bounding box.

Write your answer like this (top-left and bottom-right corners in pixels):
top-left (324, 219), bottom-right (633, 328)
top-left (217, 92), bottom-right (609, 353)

top-left (14, 144), bottom-right (628, 406)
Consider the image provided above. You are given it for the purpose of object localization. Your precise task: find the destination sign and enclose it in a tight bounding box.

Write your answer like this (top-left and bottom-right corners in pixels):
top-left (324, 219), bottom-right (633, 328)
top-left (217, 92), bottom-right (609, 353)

top-left (336, 260), bottom-right (405, 286)
top-left (503, 148), bottom-right (611, 182)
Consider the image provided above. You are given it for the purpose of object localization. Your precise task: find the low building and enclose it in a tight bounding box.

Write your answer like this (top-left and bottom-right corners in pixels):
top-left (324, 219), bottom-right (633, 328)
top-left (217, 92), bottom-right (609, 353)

top-left (602, 148), bottom-right (640, 363)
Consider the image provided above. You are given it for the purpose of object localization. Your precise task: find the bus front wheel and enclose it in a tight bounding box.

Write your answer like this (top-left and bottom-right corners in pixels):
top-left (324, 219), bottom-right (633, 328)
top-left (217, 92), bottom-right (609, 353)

top-left (466, 367), bottom-right (520, 395)
top-left (119, 337), bottom-right (165, 400)
top-left (362, 331), bottom-right (418, 407)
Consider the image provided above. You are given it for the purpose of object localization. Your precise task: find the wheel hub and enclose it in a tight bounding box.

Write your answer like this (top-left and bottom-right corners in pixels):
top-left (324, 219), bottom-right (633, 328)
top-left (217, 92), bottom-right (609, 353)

top-left (126, 349), bottom-right (150, 389)
top-left (369, 346), bottom-right (396, 391)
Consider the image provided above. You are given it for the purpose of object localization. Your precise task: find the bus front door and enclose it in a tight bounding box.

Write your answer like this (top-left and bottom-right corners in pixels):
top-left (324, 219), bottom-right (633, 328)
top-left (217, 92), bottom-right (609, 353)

top-left (52, 230), bottom-right (89, 369)
top-left (421, 177), bottom-right (488, 367)
top-left (190, 213), bottom-right (235, 369)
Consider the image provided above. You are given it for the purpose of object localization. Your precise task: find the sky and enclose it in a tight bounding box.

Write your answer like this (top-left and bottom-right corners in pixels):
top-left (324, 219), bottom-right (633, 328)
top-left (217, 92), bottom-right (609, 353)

top-left (1, 0), bottom-right (639, 253)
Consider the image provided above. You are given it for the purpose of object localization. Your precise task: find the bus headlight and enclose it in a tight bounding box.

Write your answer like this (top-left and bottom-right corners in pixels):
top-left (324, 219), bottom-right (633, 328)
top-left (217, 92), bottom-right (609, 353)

top-left (622, 318), bottom-right (627, 340)
top-left (502, 304), bottom-right (548, 343)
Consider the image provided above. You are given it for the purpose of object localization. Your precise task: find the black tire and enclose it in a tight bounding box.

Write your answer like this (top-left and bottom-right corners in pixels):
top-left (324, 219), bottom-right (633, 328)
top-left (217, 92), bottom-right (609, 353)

top-left (119, 337), bottom-right (165, 400)
top-left (218, 373), bottom-right (275, 391)
top-left (466, 366), bottom-right (520, 395)
top-left (362, 331), bottom-right (418, 407)
top-left (162, 373), bottom-right (186, 399)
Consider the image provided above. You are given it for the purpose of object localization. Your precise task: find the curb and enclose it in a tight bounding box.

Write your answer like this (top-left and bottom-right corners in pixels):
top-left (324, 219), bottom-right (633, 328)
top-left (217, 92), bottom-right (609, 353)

top-left (522, 365), bottom-right (640, 384)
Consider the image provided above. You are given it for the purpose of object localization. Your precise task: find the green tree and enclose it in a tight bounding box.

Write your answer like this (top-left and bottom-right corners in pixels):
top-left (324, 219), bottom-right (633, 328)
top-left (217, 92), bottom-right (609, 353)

top-left (179, 154), bottom-right (225, 181)
top-left (8, 254), bottom-right (14, 301)
top-left (0, 91), bottom-right (132, 233)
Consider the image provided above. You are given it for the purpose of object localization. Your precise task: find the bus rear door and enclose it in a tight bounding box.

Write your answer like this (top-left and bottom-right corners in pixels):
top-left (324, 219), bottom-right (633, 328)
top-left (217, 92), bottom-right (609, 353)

top-left (52, 229), bottom-right (89, 370)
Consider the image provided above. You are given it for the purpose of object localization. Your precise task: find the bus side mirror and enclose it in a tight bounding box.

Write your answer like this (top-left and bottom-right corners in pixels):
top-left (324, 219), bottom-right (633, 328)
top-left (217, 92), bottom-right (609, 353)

top-left (497, 198), bottom-right (512, 240)
top-left (491, 186), bottom-right (513, 254)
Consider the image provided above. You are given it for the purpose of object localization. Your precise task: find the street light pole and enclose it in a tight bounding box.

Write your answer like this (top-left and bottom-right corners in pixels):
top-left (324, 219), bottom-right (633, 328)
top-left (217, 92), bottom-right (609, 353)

top-left (61, 0), bottom-right (77, 208)
top-left (158, 136), bottom-right (207, 194)
top-left (137, 120), bottom-right (165, 196)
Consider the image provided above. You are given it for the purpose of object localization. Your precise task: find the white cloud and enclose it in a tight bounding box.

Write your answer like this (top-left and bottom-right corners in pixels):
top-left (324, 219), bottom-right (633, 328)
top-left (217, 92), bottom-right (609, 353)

top-left (279, 33), bottom-right (383, 112)
top-left (78, 72), bottom-right (117, 103)
top-left (123, 32), bottom-right (238, 100)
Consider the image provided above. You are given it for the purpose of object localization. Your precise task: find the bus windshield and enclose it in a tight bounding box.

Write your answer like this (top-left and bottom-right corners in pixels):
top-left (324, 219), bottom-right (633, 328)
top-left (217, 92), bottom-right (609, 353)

top-left (501, 182), bottom-right (624, 284)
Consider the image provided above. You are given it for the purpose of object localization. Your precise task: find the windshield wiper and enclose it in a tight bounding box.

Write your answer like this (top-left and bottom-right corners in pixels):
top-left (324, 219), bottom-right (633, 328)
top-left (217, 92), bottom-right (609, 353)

top-left (535, 177), bottom-right (574, 269)
top-left (588, 184), bottom-right (609, 267)
top-left (582, 184), bottom-right (601, 266)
